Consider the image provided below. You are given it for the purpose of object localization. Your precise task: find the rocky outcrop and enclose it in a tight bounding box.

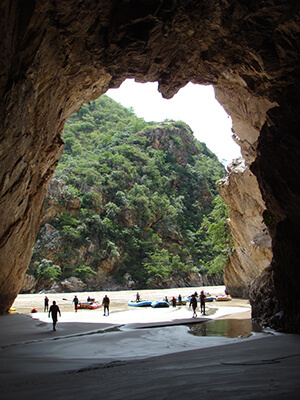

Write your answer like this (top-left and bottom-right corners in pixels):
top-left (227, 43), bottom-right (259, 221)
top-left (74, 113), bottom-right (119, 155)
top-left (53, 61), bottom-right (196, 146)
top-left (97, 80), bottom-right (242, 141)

top-left (0, 1), bottom-right (299, 332)
top-left (51, 277), bottom-right (86, 293)
top-left (219, 158), bottom-right (272, 298)
top-left (145, 122), bottom-right (198, 166)
top-left (20, 274), bottom-right (36, 294)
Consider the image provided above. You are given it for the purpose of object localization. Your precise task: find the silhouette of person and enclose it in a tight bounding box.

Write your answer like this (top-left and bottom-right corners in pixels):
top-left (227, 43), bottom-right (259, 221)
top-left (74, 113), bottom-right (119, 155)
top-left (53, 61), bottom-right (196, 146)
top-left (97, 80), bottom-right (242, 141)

top-left (73, 295), bottom-right (79, 312)
top-left (102, 295), bottom-right (110, 316)
top-left (48, 301), bottom-right (61, 331)
top-left (200, 290), bottom-right (206, 315)
top-left (171, 296), bottom-right (177, 307)
top-left (189, 294), bottom-right (197, 318)
top-left (178, 294), bottom-right (182, 306)
top-left (44, 296), bottom-right (49, 312)
top-left (136, 292), bottom-right (140, 302)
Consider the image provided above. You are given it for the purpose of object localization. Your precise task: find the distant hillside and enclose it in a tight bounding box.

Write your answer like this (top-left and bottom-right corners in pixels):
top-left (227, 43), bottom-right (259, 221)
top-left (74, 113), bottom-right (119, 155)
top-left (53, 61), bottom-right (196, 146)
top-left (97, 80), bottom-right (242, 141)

top-left (24, 95), bottom-right (233, 293)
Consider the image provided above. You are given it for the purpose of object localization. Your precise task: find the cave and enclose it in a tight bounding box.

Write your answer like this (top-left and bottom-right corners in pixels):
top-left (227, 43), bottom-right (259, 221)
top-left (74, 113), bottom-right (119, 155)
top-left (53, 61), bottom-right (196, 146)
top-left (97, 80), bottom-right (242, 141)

top-left (0, 0), bottom-right (299, 333)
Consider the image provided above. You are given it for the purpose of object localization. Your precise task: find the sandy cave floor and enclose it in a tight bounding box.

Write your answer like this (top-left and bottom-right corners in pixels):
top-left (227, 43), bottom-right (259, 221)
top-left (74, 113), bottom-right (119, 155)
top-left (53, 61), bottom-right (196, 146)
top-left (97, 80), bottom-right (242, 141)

top-left (0, 291), bottom-right (299, 400)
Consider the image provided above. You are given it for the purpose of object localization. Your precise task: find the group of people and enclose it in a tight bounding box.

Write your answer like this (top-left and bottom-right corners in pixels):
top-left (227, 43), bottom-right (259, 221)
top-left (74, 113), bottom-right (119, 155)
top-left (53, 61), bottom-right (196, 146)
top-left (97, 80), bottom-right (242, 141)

top-left (136, 291), bottom-right (206, 316)
top-left (44, 294), bottom-right (111, 332)
top-left (166, 296), bottom-right (180, 307)
top-left (189, 290), bottom-right (206, 318)
top-left (45, 289), bottom-right (206, 331)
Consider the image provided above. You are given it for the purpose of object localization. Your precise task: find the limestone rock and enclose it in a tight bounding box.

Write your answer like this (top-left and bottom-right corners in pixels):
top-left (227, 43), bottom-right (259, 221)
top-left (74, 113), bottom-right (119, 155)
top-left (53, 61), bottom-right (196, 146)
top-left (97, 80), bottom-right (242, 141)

top-left (20, 274), bottom-right (36, 294)
top-left (219, 158), bottom-right (272, 298)
top-left (249, 265), bottom-right (278, 328)
top-left (52, 277), bottom-right (86, 293)
top-left (123, 273), bottom-right (136, 289)
top-left (41, 179), bottom-right (82, 225)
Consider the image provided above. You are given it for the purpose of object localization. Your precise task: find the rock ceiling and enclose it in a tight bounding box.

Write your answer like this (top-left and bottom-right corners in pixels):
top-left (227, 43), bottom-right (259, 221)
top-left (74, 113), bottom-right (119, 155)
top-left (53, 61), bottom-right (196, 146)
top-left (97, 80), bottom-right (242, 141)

top-left (0, 0), bottom-right (299, 332)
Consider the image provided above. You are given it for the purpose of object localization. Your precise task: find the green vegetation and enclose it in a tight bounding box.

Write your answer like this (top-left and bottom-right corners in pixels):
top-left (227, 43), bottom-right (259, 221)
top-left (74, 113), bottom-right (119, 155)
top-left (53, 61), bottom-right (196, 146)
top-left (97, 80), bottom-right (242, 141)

top-left (29, 95), bottom-right (233, 287)
top-left (31, 259), bottom-right (62, 286)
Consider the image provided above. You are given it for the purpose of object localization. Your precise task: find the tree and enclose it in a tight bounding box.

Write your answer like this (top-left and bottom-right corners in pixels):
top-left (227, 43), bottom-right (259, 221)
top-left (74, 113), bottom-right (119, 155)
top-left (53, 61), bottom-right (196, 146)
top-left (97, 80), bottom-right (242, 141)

top-left (36, 259), bottom-right (61, 282)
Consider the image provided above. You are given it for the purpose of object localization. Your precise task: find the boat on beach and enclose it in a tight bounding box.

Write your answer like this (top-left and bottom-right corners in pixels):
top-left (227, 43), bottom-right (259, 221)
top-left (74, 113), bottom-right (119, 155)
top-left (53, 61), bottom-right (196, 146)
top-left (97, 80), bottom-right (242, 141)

top-left (151, 300), bottom-right (170, 308)
top-left (204, 295), bottom-right (215, 302)
top-left (127, 300), bottom-right (152, 307)
top-left (203, 293), bottom-right (215, 302)
top-left (215, 294), bottom-right (232, 301)
top-left (77, 302), bottom-right (102, 309)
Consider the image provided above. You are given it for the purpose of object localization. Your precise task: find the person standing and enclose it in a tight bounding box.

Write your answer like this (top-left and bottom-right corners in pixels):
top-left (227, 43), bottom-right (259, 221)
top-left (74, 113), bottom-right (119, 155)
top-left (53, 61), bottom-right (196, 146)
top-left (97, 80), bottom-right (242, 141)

top-left (189, 294), bottom-right (197, 318)
top-left (73, 295), bottom-right (79, 312)
top-left (44, 296), bottom-right (49, 312)
top-left (48, 301), bottom-right (61, 331)
top-left (178, 294), bottom-right (182, 306)
top-left (171, 296), bottom-right (177, 307)
top-left (102, 295), bottom-right (110, 316)
top-left (200, 290), bottom-right (206, 315)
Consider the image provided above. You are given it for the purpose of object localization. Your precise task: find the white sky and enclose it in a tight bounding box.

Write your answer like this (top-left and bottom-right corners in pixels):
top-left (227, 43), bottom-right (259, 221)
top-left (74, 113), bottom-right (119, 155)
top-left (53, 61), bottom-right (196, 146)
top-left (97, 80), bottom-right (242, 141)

top-left (106, 79), bottom-right (241, 165)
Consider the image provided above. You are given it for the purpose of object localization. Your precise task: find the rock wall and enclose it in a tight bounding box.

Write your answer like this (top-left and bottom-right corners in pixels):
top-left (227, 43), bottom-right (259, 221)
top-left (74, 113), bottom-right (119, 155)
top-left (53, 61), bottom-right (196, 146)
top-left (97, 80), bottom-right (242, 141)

top-left (219, 158), bottom-right (272, 298)
top-left (0, 1), bottom-right (299, 331)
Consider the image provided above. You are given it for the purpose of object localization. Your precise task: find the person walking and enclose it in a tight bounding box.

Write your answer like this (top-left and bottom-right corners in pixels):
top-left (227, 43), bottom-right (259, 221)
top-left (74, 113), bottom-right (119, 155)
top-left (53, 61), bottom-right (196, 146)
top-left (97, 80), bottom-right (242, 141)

top-left (200, 290), bottom-right (206, 315)
top-left (102, 295), bottom-right (110, 316)
top-left (48, 301), bottom-right (61, 331)
top-left (44, 296), bottom-right (49, 312)
top-left (73, 295), bottom-right (79, 312)
top-left (189, 294), bottom-right (197, 318)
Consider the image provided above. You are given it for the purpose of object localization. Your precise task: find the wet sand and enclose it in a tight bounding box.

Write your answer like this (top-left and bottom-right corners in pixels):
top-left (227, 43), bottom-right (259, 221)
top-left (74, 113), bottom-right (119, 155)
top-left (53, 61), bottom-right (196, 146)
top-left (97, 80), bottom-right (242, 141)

top-left (1, 287), bottom-right (299, 399)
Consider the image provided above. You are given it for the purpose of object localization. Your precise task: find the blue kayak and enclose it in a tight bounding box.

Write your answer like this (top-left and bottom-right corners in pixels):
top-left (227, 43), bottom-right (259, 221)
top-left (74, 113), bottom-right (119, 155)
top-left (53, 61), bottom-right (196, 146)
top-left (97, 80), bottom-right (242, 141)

top-left (151, 300), bottom-right (170, 308)
top-left (127, 300), bottom-right (152, 307)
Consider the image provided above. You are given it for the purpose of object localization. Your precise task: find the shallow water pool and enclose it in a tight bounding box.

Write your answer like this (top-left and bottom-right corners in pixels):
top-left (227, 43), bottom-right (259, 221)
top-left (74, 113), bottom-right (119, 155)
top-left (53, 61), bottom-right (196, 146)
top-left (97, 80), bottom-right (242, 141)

top-left (187, 318), bottom-right (267, 339)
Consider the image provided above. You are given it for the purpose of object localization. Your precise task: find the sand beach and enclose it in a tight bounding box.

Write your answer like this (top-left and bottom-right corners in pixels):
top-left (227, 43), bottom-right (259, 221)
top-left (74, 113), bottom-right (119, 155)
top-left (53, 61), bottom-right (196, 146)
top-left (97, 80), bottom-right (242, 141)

top-left (0, 286), bottom-right (299, 399)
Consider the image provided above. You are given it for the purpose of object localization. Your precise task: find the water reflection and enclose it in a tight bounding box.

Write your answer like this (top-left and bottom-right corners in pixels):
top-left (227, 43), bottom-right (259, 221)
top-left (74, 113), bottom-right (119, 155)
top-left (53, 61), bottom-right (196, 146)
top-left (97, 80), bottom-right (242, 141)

top-left (188, 319), bottom-right (264, 339)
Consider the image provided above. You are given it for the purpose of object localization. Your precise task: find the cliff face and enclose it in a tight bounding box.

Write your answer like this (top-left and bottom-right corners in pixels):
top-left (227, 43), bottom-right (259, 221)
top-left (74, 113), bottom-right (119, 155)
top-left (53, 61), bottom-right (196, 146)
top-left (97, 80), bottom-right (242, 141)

top-left (219, 158), bottom-right (272, 298)
top-left (23, 120), bottom-right (223, 292)
top-left (0, 1), bottom-right (299, 332)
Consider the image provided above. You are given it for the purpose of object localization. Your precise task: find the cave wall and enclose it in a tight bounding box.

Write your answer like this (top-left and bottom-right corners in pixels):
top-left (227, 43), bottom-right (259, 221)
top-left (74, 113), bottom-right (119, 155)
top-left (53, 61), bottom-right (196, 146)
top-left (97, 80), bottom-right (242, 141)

top-left (218, 158), bottom-right (272, 298)
top-left (0, 0), bottom-right (299, 331)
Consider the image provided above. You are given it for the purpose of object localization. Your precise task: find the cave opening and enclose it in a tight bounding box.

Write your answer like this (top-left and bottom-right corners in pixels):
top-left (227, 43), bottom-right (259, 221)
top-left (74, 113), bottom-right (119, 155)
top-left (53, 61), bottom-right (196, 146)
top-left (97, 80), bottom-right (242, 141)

top-left (25, 77), bottom-right (240, 298)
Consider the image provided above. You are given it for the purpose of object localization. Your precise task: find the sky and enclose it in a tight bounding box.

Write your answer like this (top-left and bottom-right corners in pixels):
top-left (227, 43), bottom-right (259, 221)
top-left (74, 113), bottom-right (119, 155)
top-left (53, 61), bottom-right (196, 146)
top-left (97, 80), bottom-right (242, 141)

top-left (106, 79), bottom-right (241, 165)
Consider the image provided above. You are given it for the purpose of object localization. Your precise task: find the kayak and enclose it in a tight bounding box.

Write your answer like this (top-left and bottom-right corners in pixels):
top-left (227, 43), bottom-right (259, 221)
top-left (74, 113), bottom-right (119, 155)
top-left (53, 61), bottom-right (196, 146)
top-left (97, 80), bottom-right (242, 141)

top-left (151, 300), bottom-right (169, 308)
top-left (128, 300), bottom-right (152, 307)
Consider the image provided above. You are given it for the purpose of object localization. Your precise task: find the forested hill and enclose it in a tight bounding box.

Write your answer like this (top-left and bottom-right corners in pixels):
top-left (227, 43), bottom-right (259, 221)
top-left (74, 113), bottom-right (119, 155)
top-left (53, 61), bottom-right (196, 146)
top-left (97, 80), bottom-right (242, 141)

top-left (25, 95), bottom-right (233, 293)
